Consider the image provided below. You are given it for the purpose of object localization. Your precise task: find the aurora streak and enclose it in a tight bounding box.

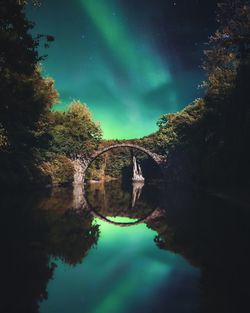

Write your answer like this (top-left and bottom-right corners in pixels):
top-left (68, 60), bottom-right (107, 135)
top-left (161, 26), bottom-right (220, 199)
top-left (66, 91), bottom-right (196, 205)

top-left (27, 0), bottom-right (217, 139)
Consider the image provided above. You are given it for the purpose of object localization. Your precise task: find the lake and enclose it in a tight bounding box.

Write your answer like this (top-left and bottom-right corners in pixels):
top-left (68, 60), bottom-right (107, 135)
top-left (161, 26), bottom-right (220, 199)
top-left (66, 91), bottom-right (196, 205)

top-left (1, 181), bottom-right (250, 313)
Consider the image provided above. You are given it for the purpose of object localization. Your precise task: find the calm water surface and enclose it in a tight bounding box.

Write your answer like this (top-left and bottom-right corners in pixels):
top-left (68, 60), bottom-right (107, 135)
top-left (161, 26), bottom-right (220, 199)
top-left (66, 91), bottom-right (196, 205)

top-left (1, 181), bottom-right (250, 313)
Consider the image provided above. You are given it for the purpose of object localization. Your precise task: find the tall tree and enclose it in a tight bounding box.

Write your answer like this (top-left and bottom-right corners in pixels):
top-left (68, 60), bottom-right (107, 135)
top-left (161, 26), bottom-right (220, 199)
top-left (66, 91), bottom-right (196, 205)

top-left (0, 0), bottom-right (57, 152)
top-left (0, 0), bottom-right (58, 185)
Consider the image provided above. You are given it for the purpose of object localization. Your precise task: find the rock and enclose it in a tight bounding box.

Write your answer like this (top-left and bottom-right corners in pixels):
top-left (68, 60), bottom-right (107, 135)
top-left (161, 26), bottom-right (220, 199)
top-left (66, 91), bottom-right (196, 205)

top-left (73, 158), bottom-right (85, 185)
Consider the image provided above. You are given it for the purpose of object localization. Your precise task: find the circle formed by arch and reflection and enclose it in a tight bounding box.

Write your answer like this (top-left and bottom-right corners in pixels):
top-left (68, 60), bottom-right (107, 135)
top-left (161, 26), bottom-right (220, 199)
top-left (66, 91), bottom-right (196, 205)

top-left (84, 143), bottom-right (166, 180)
top-left (83, 180), bottom-right (163, 227)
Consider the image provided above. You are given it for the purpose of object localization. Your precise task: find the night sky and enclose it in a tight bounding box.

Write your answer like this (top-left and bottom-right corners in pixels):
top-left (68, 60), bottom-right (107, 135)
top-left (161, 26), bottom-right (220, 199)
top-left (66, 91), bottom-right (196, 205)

top-left (27, 0), bottom-right (219, 139)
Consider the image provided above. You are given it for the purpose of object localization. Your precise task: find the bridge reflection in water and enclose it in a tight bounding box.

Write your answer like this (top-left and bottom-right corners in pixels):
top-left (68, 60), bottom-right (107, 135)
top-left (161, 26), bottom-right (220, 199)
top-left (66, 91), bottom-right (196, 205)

top-left (3, 180), bottom-right (249, 313)
top-left (84, 180), bottom-right (165, 227)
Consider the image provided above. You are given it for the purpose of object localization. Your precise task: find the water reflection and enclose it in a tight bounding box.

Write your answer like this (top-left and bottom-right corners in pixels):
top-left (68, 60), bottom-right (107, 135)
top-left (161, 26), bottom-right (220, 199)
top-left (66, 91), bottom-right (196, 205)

top-left (149, 186), bottom-right (250, 313)
top-left (1, 182), bottom-right (250, 313)
top-left (131, 182), bottom-right (144, 207)
top-left (0, 189), bottom-right (99, 313)
top-left (85, 180), bottom-right (163, 226)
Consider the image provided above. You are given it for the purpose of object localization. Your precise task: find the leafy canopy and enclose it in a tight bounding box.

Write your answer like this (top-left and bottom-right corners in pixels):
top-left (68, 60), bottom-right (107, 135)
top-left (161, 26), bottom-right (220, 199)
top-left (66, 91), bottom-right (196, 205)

top-left (49, 101), bottom-right (102, 158)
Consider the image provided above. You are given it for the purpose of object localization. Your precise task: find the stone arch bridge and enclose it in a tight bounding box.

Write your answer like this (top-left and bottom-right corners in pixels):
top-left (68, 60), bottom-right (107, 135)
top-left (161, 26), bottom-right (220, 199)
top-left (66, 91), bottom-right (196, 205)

top-left (73, 143), bottom-right (167, 184)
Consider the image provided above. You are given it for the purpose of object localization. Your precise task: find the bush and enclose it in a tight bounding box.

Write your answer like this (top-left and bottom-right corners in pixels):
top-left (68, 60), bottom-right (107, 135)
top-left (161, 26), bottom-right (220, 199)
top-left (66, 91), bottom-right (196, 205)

top-left (40, 155), bottom-right (74, 186)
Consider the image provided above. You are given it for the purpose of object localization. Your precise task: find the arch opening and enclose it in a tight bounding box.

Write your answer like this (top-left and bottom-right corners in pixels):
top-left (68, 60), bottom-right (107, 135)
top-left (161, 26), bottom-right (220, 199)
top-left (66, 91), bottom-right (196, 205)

top-left (84, 144), bottom-right (164, 182)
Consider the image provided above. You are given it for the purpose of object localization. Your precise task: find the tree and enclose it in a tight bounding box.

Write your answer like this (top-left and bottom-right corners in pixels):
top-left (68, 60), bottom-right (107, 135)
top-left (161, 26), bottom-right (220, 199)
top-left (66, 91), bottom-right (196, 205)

top-left (49, 101), bottom-right (102, 158)
top-left (0, 1), bottom-right (58, 152)
top-left (202, 0), bottom-right (250, 100)
top-left (154, 0), bottom-right (250, 185)
top-left (0, 0), bottom-right (58, 186)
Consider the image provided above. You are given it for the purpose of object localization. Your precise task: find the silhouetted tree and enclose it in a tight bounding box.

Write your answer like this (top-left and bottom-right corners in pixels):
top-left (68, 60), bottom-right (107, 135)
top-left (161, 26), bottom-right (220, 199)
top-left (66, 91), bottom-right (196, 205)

top-left (152, 0), bottom-right (250, 186)
top-left (0, 0), bottom-right (58, 186)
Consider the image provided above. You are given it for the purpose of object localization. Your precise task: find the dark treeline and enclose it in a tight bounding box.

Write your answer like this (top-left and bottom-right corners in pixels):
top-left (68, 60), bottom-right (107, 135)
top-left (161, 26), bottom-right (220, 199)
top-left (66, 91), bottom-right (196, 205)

top-left (0, 0), bottom-right (101, 187)
top-left (143, 0), bottom-right (250, 187)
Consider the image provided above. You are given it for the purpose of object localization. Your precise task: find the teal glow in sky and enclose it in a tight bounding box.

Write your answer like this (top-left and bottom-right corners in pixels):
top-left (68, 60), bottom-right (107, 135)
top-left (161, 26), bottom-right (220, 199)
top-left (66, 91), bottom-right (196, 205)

top-left (27, 0), bottom-right (213, 139)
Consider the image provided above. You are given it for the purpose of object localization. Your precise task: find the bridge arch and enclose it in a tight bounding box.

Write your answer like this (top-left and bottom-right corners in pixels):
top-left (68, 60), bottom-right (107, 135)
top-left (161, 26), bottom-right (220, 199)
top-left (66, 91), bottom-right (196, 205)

top-left (83, 143), bottom-right (167, 177)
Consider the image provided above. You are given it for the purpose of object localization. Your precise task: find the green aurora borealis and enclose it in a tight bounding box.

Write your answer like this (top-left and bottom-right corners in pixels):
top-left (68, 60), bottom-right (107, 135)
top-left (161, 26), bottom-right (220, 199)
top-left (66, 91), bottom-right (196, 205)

top-left (27, 0), bottom-right (217, 139)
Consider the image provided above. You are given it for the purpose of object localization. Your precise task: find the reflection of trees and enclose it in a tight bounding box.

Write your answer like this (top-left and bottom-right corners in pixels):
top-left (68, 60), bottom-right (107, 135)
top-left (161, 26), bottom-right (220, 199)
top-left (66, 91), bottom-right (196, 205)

top-left (2, 242), bottom-right (55, 313)
top-left (146, 186), bottom-right (250, 313)
top-left (0, 189), bottom-right (99, 313)
top-left (44, 209), bottom-right (99, 266)
top-left (37, 186), bottom-right (74, 211)
top-left (3, 183), bottom-right (248, 313)
top-left (86, 180), bottom-right (161, 221)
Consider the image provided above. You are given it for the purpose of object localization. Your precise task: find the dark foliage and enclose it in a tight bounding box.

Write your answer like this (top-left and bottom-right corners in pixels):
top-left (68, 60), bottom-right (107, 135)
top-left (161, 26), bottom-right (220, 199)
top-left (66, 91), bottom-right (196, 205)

top-left (152, 0), bottom-right (250, 187)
